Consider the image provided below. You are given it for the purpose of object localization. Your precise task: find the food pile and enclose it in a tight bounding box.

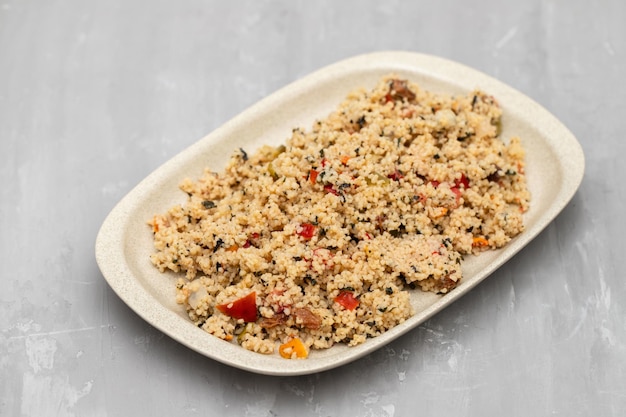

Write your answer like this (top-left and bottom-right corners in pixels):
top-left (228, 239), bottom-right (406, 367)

top-left (149, 75), bottom-right (530, 358)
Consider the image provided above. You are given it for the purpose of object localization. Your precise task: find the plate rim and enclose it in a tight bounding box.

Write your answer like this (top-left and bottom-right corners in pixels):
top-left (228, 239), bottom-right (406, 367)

top-left (95, 50), bottom-right (585, 376)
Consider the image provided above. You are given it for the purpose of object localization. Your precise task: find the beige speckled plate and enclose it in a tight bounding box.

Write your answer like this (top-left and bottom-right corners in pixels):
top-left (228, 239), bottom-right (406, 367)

top-left (95, 51), bottom-right (584, 376)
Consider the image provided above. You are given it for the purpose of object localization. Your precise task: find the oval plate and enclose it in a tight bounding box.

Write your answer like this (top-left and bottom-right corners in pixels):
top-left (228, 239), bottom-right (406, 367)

top-left (95, 51), bottom-right (584, 375)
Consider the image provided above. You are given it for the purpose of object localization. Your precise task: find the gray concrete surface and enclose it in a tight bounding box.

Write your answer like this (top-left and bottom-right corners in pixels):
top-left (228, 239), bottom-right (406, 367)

top-left (1, 1), bottom-right (625, 416)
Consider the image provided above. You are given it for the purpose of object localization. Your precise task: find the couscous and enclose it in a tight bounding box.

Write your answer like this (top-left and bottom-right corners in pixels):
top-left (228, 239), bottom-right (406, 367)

top-left (149, 75), bottom-right (530, 358)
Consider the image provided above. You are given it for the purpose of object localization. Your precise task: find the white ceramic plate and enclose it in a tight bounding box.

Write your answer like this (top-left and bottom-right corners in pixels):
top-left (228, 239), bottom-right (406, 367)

top-left (95, 51), bottom-right (584, 376)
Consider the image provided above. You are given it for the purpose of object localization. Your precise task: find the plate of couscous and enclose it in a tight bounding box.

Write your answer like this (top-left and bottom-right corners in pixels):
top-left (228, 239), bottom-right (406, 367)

top-left (96, 51), bottom-right (584, 375)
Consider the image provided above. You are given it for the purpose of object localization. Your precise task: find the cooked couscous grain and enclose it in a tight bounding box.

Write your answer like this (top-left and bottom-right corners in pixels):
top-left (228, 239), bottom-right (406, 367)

top-left (149, 75), bottom-right (530, 357)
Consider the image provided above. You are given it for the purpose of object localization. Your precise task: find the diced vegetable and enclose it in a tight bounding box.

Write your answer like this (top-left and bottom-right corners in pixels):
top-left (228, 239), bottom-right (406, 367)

top-left (335, 290), bottom-right (359, 310)
top-left (279, 338), bottom-right (308, 359)
top-left (494, 117), bottom-right (502, 136)
top-left (455, 173), bottom-right (470, 189)
top-left (242, 232), bottom-right (260, 248)
top-left (309, 169), bottom-right (319, 184)
top-left (268, 163), bottom-right (279, 180)
top-left (387, 168), bottom-right (404, 181)
top-left (236, 323), bottom-right (252, 344)
top-left (274, 144), bottom-right (286, 156)
top-left (216, 292), bottom-right (258, 322)
top-left (472, 236), bottom-right (489, 247)
top-left (434, 207), bottom-right (448, 218)
top-left (268, 144), bottom-right (286, 160)
top-left (297, 223), bottom-right (316, 239)
top-left (324, 184), bottom-right (339, 196)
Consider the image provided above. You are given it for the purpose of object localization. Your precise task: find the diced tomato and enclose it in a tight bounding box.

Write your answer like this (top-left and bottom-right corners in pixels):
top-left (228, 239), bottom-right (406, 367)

top-left (242, 232), bottom-right (260, 248)
top-left (324, 184), bottom-right (339, 196)
top-left (321, 158), bottom-right (328, 168)
top-left (267, 289), bottom-right (288, 314)
top-left (216, 292), bottom-right (257, 322)
top-left (447, 174), bottom-right (469, 204)
top-left (429, 180), bottom-right (440, 188)
top-left (387, 168), bottom-right (404, 181)
top-left (309, 169), bottom-right (319, 184)
top-left (335, 290), bottom-right (359, 311)
top-left (454, 173), bottom-right (470, 189)
top-left (297, 223), bottom-right (316, 239)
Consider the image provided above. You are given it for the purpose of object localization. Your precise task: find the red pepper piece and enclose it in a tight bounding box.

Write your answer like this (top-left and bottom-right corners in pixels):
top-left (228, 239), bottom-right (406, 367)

top-left (335, 290), bottom-right (359, 311)
top-left (297, 223), bottom-right (316, 239)
top-left (454, 173), bottom-right (470, 189)
top-left (324, 184), bottom-right (339, 196)
top-left (450, 174), bottom-right (469, 203)
top-left (243, 232), bottom-right (260, 248)
top-left (216, 292), bottom-right (258, 322)
top-left (387, 168), bottom-right (404, 181)
top-left (309, 169), bottom-right (319, 184)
